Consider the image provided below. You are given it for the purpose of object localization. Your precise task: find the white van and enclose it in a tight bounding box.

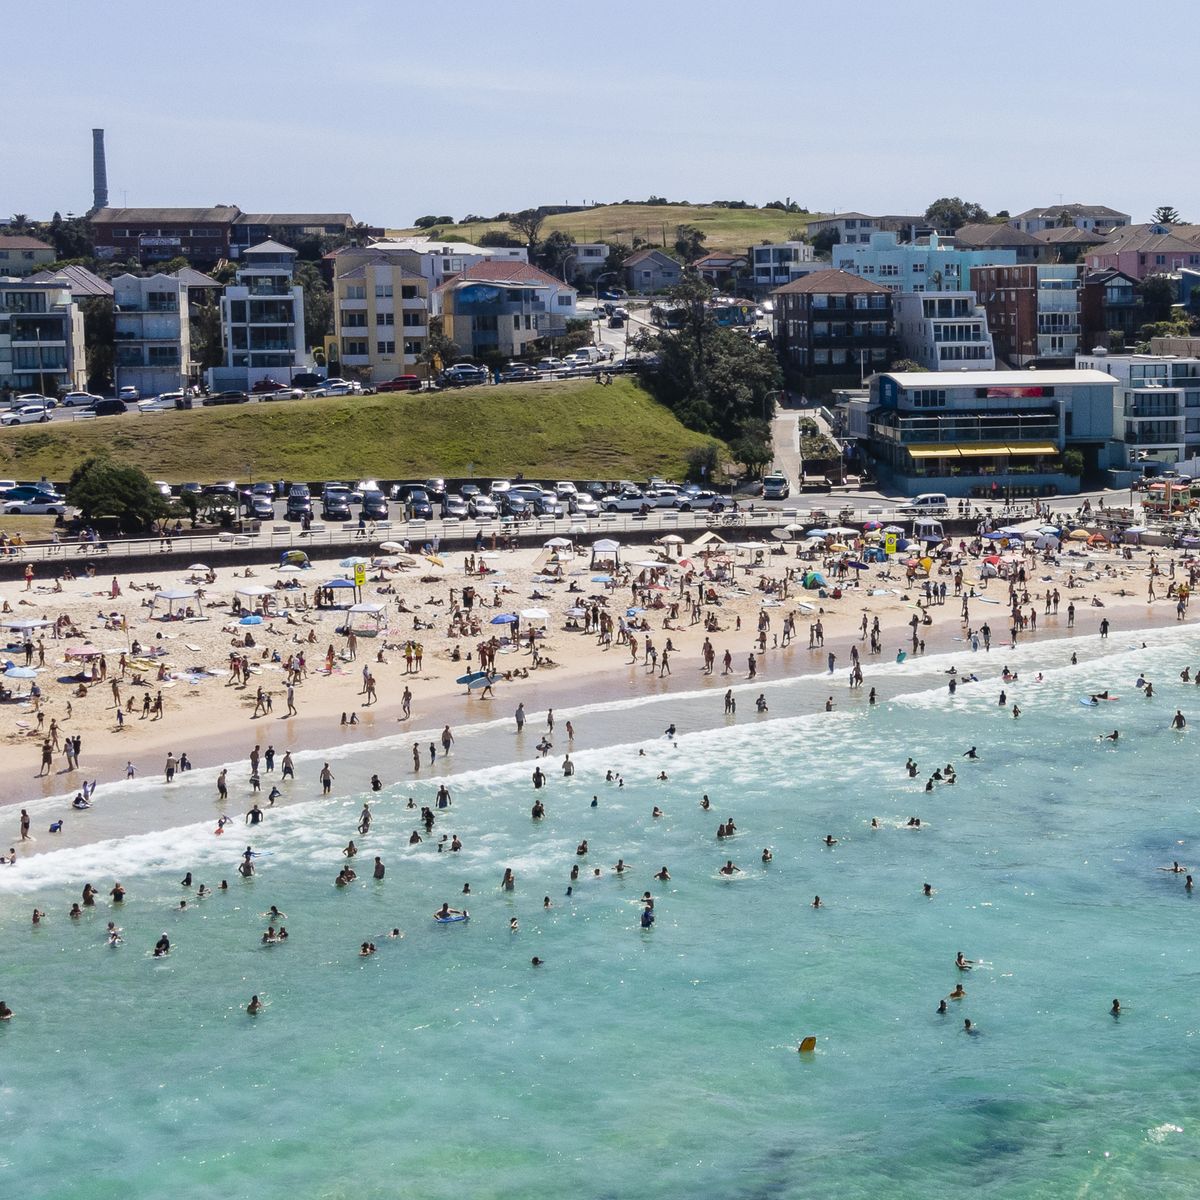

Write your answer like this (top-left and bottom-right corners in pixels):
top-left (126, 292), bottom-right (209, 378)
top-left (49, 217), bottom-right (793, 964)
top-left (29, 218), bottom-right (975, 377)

top-left (898, 492), bottom-right (949, 516)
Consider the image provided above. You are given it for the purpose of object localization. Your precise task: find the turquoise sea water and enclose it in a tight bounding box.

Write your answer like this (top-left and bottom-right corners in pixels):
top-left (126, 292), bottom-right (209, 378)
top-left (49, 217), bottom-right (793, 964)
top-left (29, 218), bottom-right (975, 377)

top-left (3, 629), bottom-right (1200, 1198)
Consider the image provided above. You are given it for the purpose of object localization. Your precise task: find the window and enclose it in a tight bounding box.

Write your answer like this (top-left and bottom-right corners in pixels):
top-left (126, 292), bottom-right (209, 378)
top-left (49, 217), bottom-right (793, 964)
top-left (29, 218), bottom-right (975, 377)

top-left (342, 338), bottom-right (368, 356)
top-left (375, 284), bottom-right (393, 298)
top-left (513, 315), bottom-right (521, 329)
top-left (402, 312), bottom-right (422, 327)
top-left (557, 295), bottom-right (573, 307)
top-left (341, 311), bottom-right (367, 328)
top-left (229, 300), bottom-right (247, 323)
top-left (911, 263), bottom-right (925, 273)
top-left (376, 311), bottom-right (394, 326)
top-left (404, 339), bottom-right (422, 355)
top-left (910, 389), bottom-right (946, 408)
top-left (345, 285), bottom-right (366, 300)
top-left (377, 340), bottom-right (395, 355)
top-left (879, 264), bottom-right (899, 276)
top-left (401, 286), bottom-right (419, 300)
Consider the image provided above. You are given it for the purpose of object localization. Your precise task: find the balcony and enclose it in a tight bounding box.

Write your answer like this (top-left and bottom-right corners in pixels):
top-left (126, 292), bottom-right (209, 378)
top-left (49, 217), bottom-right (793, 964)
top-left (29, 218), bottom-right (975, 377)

top-left (1125, 426), bottom-right (1183, 445)
top-left (1125, 404), bottom-right (1181, 419)
top-left (243, 282), bottom-right (293, 298)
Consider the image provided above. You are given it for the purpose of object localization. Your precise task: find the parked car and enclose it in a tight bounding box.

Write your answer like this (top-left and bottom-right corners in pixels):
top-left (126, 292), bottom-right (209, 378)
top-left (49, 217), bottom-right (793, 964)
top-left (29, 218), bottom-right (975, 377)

top-left (86, 398), bottom-right (129, 417)
top-left (442, 494), bottom-right (470, 520)
top-left (376, 375), bottom-right (421, 393)
top-left (500, 493), bottom-right (530, 519)
top-left (599, 488), bottom-right (649, 513)
top-left (498, 364), bottom-right (539, 383)
top-left (440, 363), bottom-right (489, 387)
top-left (460, 482), bottom-right (482, 501)
top-left (153, 480), bottom-right (173, 498)
top-left (489, 479), bottom-right (511, 497)
top-left (535, 357), bottom-right (567, 374)
top-left (607, 316), bottom-right (625, 328)
top-left (469, 495), bottom-right (498, 519)
top-left (3, 496), bottom-right (67, 515)
top-left (360, 490), bottom-right (389, 520)
top-left (13, 392), bottom-right (57, 409)
top-left (285, 495), bottom-right (312, 521)
top-left (423, 478), bottom-right (447, 505)
top-left (555, 481), bottom-right (578, 499)
top-left (4, 484), bottom-right (63, 503)
top-left (0, 404), bottom-right (52, 426)
top-left (245, 496), bottom-right (275, 520)
top-left (60, 391), bottom-right (102, 408)
top-left (671, 489), bottom-right (728, 512)
top-left (118, 386), bottom-right (140, 402)
top-left (251, 379), bottom-right (290, 394)
top-left (201, 391), bottom-right (250, 406)
top-left (570, 494), bottom-right (599, 517)
top-left (404, 491), bottom-right (433, 520)
top-left (322, 491), bottom-right (353, 521)
top-left (322, 379), bottom-right (364, 396)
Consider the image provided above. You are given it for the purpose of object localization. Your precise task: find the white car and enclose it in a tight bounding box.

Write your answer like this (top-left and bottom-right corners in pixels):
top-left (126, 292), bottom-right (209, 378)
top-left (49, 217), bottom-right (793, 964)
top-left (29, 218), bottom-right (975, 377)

top-left (153, 480), bottom-right (173, 498)
top-left (469, 496), bottom-right (499, 519)
top-left (118, 385), bottom-right (140, 402)
top-left (571, 494), bottom-right (599, 517)
top-left (555, 481), bottom-right (578, 499)
top-left (1, 404), bottom-right (52, 426)
top-left (4, 496), bottom-right (67, 515)
top-left (61, 391), bottom-right (102, 408)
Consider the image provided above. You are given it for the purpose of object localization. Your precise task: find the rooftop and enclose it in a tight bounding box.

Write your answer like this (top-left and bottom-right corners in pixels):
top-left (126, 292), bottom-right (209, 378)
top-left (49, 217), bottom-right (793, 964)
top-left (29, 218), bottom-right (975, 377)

top-left (772, 268), bottom-right (890, 296)
top-left (241, 239), bottom-right (298, 256)
top-left (26, 263), bottom-right (113, 297)
top-left (436, 259), bottom-right (572, 292)
top-left (0, 234), bottom-right (53, 252)
top-left (1015, 203), bottom-right (1130, 220)
top-left (236, 213), bottom-right (354, 227)
top-left (89, 206), bottom-right (241, 225)
top-left (882, 369), bottom-right (1118, 387)
top-left (954, 223), bottom-right (1043, 248)
top-left (1031, 226), bottom-right (1106, 245)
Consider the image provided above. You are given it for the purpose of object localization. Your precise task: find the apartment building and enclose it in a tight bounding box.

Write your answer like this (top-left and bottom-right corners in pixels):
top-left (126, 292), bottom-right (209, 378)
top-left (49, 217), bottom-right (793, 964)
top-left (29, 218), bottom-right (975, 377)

top-left (0, 235), bottom-right (55, 277)
top-left (333, 250), bottom-right (430, 383)
top-left (893, 292), bottom-right (995, 371)
top-left (749, 242), bottom-right (815, 293)
top-left (970, 264), bottom-right (1083, 367)
top-left (1010, 204), bottom-right (1131, 235)
top-left (832, 231), bottom-right (1013, 294)
top-left (214, 241), bottom-right (305, 388)
top-left (0, 278), bottom-right (86, 397)
top-left (111, 272), bottom-right (192, 397)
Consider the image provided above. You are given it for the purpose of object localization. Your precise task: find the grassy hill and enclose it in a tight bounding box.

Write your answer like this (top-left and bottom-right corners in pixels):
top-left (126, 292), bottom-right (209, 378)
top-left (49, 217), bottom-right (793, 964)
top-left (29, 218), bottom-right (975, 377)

top-left (390, 204), bottom-right (823, 255)
top-left (0, 378), bottom-right (720, 485)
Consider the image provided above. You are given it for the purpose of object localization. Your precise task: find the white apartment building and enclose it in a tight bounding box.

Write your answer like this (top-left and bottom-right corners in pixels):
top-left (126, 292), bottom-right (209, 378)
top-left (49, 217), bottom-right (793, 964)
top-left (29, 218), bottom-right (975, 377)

top-left (1075, 350), bottom-right (1200, 465)
top-left (214, 241), bottom-right (306, 389)
top-left (568, 242), bottom-right (609, 282)
top-left (112, 272), bottom-right (191, 397)
top-left (333, 250), bottom-right (430, 383)
top-left (0, 278), bottom-right (86, 397)
top-left (749, 242), bottom-right (815, 292)
top-left (893, 292), bottom-right (996, 371)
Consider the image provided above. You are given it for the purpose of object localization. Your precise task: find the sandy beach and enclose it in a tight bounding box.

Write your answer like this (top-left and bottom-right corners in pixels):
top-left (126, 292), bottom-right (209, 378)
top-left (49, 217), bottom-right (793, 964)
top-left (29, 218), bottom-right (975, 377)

top-left (1, 524), bottom-right (1193, 831)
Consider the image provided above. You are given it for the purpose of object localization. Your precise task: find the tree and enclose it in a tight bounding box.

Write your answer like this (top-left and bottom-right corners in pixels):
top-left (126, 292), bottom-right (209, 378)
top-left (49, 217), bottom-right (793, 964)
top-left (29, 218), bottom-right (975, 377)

top-left (889, 358), bottom-right (925, 373)
top-left (509, 209), bottom-right (546, 249)
top-left (419, 316), bottom-right (460, 374)
top-left (685, 442), bottom-right (721, 483)
top-left (810, 227), bottom-right (840, 257)
top-left (9, 214), bottom-right (30, 232)
top-left (66, 457), bottom-right (167, 534)
top-left (1138, 274), bottom-right (1177, 324)
top-left (478, 230), bottom-right (523, 248)
top-left (79, 297), bottom-right (114, 393)
top-left (923, 197), bottom-right (989, 232)
top-left (730, 418), bottom-right (774, 478)
top-left (46, 213), bottom-right (93, 260)
top-left (673, 224), bottom-right (707, 263)
top-left (536, 230), bottom-right (576, 278)
top-left (1153, 206), bottom-right (1181, 226)
top-left (1061, 449), bottom-right (1084, 478)
top-left (641, 275), bottom-right (783, 446)
top-left (190, 294), bottom-right (224, 372)
top-left (294, 261), bottom-right (333, 350)
top-left (414, 215), bottom-right (452, 228)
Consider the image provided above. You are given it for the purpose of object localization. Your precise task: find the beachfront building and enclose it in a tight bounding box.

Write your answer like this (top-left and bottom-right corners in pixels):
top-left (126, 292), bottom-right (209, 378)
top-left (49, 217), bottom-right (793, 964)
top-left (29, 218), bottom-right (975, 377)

top-left (970, 264), bottom-right (1083, 367)
top-left (90, 206), bottom-right (242, 266)
top-left (693, 252), bottom-right (747, 289)
top-left (0, 277), bottom-right (87, 398)
top-left (863, 368), bottom-right (1119, 497)
top-left (111, 272), bottom-right (192, 398)
top-left (831, 231), bottom-right (1012, 295)
top-left (566, 242), bottom-right (609, 283)
top-left (332, 249), bottom-right (430, 383)
top-left (953, 224), bottom-right (1050, 266)
top-left (230, 213), bottom-right (359, 258)
top-left (213, 241), bottom-right (306, 390)
top-left (771, 269), bottom-right (894, 380)
top-left (1076, 349), bottom-right (1200, 466)
top-left (1078, 269), bottom-right (1144, 350)
top-left (436, 261), bottom-right (578, 361)
top-left (622, 249), bottom-right (683, 294)
top-left (893, 292), bottom-right (996, 371)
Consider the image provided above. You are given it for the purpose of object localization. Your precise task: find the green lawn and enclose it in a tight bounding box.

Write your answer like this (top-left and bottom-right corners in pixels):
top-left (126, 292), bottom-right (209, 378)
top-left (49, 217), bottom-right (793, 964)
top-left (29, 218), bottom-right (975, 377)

top-left (0, 378), bottom-right (721, 484)
top-left (390, 204), bottom-right (824, 255)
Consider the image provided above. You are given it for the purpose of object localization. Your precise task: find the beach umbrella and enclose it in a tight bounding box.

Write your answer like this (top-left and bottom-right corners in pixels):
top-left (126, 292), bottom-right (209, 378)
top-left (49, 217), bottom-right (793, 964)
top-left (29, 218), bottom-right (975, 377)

top-left (633, 559), bottom-right (665, 568)
top-left (1125, 525), bottom-right (1148, 534)
top-left (276, 564), bottom-right (302, 573)
top-left (1088, 533), bottom-right (1109, 545)
top-left (862, 520), bottom-right (882, 530)
top-left (883, 525), bottom-right (904, 535)
top-left (591, 574), bottom-right (613, 583)
top-left (566, 606), bottom-right (586, 617)
top-left (1038, 525), bottom-right (1061, 535)
top-left (239, 615), bottom-right (263, 625)
top-left (521, 608), bottom-right (550, 621)
top-left (340, 556), bottom-right (371, 568)
top-left (490, 613), bottom-right (518, 624)
top-left (829, 542), bottom-right (849, 552)
top-left (4, 665), bottom-right (39, 679)
top-left (568, 524), bottom-right (586, 535)
top-left (544, 537), bottom-right (572, 548)
top-left (424, 554), bottom-right (444, 567)
top-left (784, 522), bottom-right (806, 534)
top-left (1068, 529), bottom-right (1090, 541)
top-left (805, 528), bottom-right (828, 538)
top-left (379, 541), bottom-right (404, 552)
top-left (188, 563), bottom-right (209, 572)
top-left (658, 534), bottom-right (684, 545)
top-left (771, 527), bottom-right (792, 540)
top-left (826, 526), bottom-right (858, 537)
top-left (983, 531), bottom-right (1007, 541)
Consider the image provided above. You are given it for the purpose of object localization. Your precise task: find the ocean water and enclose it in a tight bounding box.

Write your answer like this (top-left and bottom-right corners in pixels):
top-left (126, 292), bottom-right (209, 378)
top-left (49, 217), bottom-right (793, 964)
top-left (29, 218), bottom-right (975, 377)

top-left (3, 629), bottom-right (1200, 1198)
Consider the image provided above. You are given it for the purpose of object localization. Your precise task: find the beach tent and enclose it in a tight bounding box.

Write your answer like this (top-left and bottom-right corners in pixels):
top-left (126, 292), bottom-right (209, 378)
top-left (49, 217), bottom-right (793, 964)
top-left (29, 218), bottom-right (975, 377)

top-left (279, 549), bottom-right (311, 569)
top-left (344, 603), bottom-right (387, 637)
top-left (590, 538), bottom-right (621, 570)
top-left (2, 618), bottom-right (51, 631)
top-left (150, 587), bottom-right (200, 617)
top-left (802, 571), bottom-right (828, 589)
top-left (521, 607), bottom-right (550, 624)
top-left (235, 583), bottom-right (276, 614)
top-left (544, 537), bottom-right (573, 550)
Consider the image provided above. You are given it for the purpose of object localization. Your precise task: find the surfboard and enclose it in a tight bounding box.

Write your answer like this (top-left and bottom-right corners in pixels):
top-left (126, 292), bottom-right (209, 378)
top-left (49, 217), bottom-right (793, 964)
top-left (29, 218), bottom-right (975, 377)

top-left (798, 1036), bottom-right (817, 1053)
top-left (455, 671), bottom-right (488, 685)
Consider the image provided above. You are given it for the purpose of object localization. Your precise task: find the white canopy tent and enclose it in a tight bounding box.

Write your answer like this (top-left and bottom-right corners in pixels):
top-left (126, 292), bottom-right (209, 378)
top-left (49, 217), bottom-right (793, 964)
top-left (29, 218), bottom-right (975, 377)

top-left (344, 603), bottom-right (387, 637)
top-left (150, 587), bottom-right (200, 617)
top-left (590, 538), bottom-right (621, 570)
top-left (234, 583), bottom-right (277, 614)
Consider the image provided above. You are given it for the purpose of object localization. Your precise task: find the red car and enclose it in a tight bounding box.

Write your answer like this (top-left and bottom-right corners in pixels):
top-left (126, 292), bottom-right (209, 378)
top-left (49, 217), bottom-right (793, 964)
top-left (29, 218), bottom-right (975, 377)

top-left (376, 375), bottom-right (421, 393)
top-left (251, 379), bottom-right (290, 394)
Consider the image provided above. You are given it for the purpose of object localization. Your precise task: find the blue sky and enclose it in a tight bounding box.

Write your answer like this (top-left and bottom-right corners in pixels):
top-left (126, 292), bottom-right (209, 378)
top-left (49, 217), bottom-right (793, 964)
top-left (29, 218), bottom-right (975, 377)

top-left (7, 0), bottom-right (1198, 226)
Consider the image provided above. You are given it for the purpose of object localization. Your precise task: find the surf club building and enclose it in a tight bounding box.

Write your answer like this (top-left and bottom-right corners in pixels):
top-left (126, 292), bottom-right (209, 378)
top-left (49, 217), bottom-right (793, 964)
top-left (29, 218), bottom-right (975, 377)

top-left (858, 368), bottom-right (1120, 498)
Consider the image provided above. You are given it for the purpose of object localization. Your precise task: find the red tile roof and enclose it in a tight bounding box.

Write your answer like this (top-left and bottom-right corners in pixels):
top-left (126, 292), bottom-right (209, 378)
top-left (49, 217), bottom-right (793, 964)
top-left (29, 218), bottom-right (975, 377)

top-left (435, 259), bottom-right (572, 292)
top-left (772, 268), bottom-right (890, 296)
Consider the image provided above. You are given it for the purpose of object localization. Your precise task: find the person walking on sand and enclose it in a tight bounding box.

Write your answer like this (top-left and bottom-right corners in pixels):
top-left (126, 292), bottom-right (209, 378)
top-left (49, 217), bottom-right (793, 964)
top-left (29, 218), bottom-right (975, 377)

top-left (286, 684), bottom-right (297, 716)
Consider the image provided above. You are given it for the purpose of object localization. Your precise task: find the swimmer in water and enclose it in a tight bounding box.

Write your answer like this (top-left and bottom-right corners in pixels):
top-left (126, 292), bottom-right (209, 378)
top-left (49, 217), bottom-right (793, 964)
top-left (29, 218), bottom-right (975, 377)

top-left (509, 917), bottom-right (519, 932)
top-left (1158, 861), bottom-right (1188, 873)
top-left (963, 747), bottom-right (978, 759)
top-left (1104, 730), bottom-right (1119, 741)
top-left (1172, 710), bottom-right (1186, 729)
top-left (963, 1019), bottom-right (976, 1034)
top-left (937, 999), bottom-right (947, 1014)
top-left (955, 951), bottom-right (973, 970)
top-left (811, 895), bottom-right (822, 908)
top-left (923, 883), bottom-right (933, 896)
top-left (824, 835), bottom-right (837, 846)
top-left (434, 903), bottom-right (466, 920)
top-left (247, 995), bottom-right (263, 1015)
top-left (870, 818), bottom-right (879, 829)
top-left (762, 848), bottom-right (773, 863)
top-left (359, 942), bottom-right (376, 956)
top-left (700, 794), bottom-right (711, 810)
top-left (654, 866), bottom-right (670, 880)
top-left (719, 860), bottom-right (741, 876)
top-left (531, 957), bottom-right (543, 967)
top-left (387, 929), bottom-right (402, 938)
top-left (949, 984), bottom-right (966, 1000)
top-left (652, 806), bottom-right (663, 818)
top-left (1110, 998), bottom-right (1121, 1016)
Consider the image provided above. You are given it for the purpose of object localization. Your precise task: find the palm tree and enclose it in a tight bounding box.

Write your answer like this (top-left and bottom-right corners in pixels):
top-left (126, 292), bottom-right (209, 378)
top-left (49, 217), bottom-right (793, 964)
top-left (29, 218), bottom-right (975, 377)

top-left (10, 213), bottom-right (30, 232)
